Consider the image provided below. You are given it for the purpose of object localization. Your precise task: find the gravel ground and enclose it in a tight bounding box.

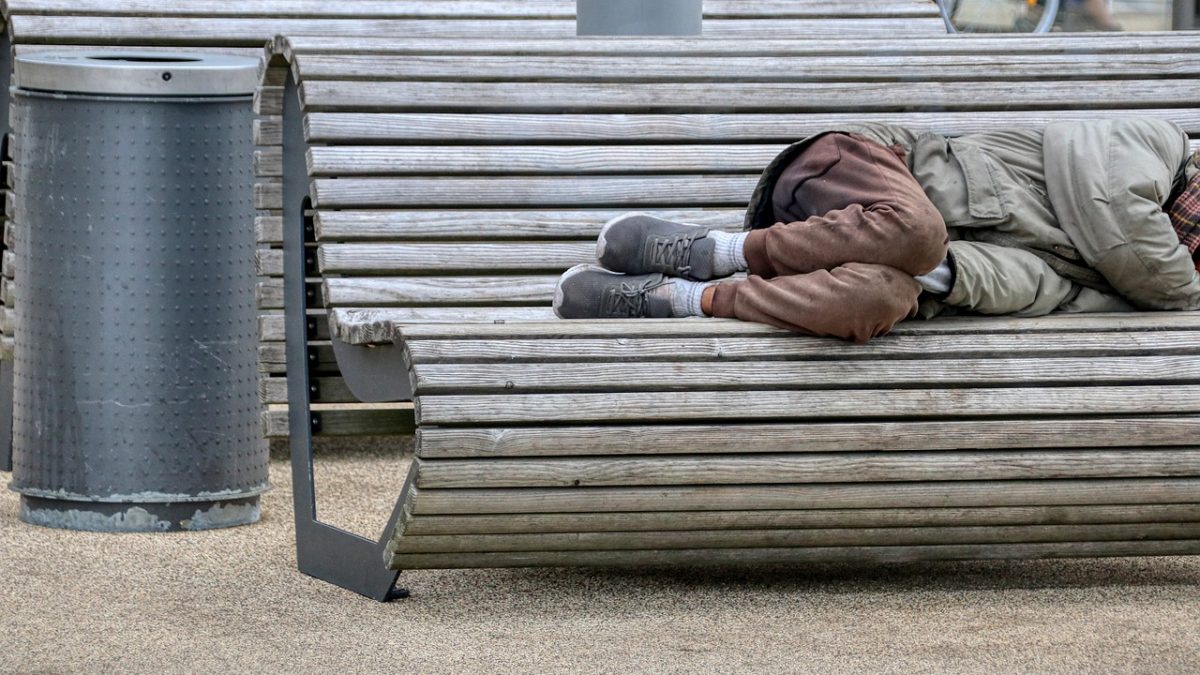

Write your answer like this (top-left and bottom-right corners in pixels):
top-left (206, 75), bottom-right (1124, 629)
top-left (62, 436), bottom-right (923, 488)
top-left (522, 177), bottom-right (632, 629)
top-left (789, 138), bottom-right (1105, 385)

top-left (4, 447), bottom-right (1200, 674)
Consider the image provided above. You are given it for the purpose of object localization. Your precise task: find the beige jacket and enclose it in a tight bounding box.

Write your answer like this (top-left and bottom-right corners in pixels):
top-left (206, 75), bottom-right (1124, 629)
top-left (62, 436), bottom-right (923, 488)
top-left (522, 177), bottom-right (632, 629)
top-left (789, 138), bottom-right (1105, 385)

top-left (745, 119), bottom-right (1200, 316)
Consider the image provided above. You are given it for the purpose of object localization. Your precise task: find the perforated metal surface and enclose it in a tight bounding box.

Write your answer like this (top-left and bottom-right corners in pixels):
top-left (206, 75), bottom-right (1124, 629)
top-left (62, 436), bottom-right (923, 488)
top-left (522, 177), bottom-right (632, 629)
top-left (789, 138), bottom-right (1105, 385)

top-left (8, 88), bottom-right (265, 523)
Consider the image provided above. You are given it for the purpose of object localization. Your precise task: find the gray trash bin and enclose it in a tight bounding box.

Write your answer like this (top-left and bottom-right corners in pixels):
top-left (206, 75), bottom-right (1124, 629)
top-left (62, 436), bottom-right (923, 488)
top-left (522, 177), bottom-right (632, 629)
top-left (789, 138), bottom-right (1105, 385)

top-left (8, 52), bottom-right (266, 531)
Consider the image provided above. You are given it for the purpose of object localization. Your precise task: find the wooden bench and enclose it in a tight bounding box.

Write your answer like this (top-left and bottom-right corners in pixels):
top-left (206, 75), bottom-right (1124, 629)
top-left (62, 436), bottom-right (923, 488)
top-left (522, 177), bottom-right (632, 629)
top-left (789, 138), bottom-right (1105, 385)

top-left (0, 2), bottom-right (946, 466)
top-left (264, 33), bottom-right (1200, 600)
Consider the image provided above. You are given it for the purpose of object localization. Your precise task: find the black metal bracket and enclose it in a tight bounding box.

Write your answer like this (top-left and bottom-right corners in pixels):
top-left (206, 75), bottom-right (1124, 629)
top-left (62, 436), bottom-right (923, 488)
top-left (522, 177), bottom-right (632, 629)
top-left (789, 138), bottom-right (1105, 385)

top-left (282, 70), bottom-right (408, 602)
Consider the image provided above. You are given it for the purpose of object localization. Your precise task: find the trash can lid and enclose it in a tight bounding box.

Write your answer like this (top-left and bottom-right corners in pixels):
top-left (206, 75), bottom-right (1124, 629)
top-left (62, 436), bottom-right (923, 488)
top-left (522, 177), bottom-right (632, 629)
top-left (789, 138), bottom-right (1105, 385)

top-left (14, 52), bottom-right (260, 97)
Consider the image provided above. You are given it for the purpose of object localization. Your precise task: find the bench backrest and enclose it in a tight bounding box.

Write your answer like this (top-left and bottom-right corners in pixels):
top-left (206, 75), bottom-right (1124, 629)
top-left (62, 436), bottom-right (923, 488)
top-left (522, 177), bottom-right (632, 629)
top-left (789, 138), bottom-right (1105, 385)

top-left (254, 33), bottom-right (1200, 437)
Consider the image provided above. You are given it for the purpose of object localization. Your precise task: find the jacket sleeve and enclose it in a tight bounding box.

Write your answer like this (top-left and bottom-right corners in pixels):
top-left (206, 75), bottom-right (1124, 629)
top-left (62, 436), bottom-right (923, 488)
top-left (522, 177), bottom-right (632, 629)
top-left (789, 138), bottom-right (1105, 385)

top-left (1044, 119), bottom-right (1200, 310)
top-left (944, 240), bottom-right (1134, 316)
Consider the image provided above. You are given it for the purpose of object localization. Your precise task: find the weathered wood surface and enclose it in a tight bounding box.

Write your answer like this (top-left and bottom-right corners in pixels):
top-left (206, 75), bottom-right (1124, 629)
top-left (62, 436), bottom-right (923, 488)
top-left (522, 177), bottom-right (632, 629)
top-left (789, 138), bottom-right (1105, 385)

top-left (415, 417), bottom-right (1200, 459)
top-left (410, 355), bottom-right (1200, 393)
top-left (310, 176), bottom-right (757, 208)
top-left (313, 209), bottom-right (744, 241)
top-left (390, 523), bottom-right (1200, 555)
top-left (281, 33), bottom-right (1200, 58)
top-left (318, 242), bottom-right (595, 274)
top-left (403, 504), bottom-right (1200, 536)
top-left (298, 80), bottom-right (1193, 113)
top-left (414, 450), bottom-right (1200, 489)
top-left (333, 311), bottom-right (1200, 344)
top-left (304, 110), bottom-right (1200, 143)
top-left (400, 331), bottom-right (1200, 363)
top-left (415, 386), bottom-right (1200, 425)
top-left (295, 53), bottom-right (1200, 82)
top-left (385, 540), bottom-right (1200, 570)
top-left (409, 479), bottom-right (1200, 515)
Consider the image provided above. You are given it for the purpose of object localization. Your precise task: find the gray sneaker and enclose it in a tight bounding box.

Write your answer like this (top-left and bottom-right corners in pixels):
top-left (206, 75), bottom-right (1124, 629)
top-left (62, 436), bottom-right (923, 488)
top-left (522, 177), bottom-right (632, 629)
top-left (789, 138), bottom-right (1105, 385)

top-left (553, 264), bottom-right (677, 319)
top-left (596, 213), bottom-right (718, 280)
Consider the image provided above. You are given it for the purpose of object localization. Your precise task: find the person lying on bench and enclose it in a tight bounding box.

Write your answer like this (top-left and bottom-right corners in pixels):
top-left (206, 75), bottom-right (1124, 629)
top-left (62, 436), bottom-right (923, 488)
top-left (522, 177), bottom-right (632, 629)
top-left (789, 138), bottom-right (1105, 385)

top-left (553, 119), bottom-right (1200, 343)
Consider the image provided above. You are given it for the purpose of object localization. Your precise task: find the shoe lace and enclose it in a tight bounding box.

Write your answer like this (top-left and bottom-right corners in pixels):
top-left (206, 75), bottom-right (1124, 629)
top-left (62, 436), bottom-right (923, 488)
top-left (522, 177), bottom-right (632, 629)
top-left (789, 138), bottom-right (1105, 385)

top-left (601, 277), bottom-right (668, 318)
top-left (649, 232), bottom-right (702, 276)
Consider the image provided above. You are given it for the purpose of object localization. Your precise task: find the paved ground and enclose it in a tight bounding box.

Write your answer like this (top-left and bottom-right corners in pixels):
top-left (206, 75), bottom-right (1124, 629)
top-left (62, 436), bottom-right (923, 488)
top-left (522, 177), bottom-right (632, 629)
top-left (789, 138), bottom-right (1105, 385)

top-left (4, 447), bottom-right (1200, 674)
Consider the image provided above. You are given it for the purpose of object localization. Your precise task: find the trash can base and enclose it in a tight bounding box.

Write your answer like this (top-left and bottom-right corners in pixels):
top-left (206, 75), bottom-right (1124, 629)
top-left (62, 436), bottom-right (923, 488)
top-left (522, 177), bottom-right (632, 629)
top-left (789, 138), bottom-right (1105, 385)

top-left (18, 494), bottom-right (261, 532)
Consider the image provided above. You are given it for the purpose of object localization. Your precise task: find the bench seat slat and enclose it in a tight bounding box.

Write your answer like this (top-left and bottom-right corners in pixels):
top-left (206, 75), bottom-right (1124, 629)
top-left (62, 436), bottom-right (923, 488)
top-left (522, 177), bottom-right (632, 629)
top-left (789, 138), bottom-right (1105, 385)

top-left (404, 504), bottom-right (1200, 536)
top-left (414, 386), bottom-right (1200, 425)
top-left (314, 209), bottom-right (744, 242)
top-left (414, 449), bottom-right (1200, 489)
top-left (304, 110), bottom-right (1200, 143)
top-left (390, 522), bottom-right (1200, 555)
top-left (331, 312), bottom-right (1200, 345)
top-left (294, 53), bottom-right (1200, 82)
top-left (385, 540), bottom-right (1200, 569)
top-left (307, 145), bottom-right (781, 176)
top-left (410, 356), bottom-right (1200, 394)
top-left (298, 80), bottom-right (1194, 113)
top-left (324, 276), bottom-right (558, 306)
top-left (415, 417), bottom-right (1200, 459)
top-left (400, 331), bottom-right (1200, 364)
top-left (408, 478), bottom-right (1200, 515)
top-left (311, 176), bottom-right (756, 208)
top-left (281, 34), bottom-right (1200, 58)
top-left (318, 242), bottom-right (594, 274)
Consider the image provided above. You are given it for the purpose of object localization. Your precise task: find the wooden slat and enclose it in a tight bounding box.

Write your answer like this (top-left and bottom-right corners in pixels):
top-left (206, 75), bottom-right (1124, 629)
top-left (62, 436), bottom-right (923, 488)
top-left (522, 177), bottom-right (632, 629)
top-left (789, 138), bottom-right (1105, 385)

top-left (293, 53), bottom-right (1200, 83)
top-left (324, 276), bottom-right (558, 306)
top-left (410, 355), bottom-right (1200, 394)
top-left (259, 375), bottom-right (356, 405)
top-left (281, 34), bottom-right (1200, 59)
top-left (409, 478), bottom-right (1200, 514)
top-left (318, 242), bottom-right (594, 274)
top-left (415, 417), bottom-right (1200, 459)
top-left (415, 385), bottom-right (1200, 425)
top-left (325, 307), bottom-right (558, 344)
top-left (304, 110), bottom-right (1200, 143)
top-left (335, 311), bottom-right (1200, 345)
top-left (307, 145), bottom-right (778, 176)
top-left (401, 331), bottom-right (1200, 365)
top-left (414, 450), bottom-right (1200, 489)
top-left (386, 540), bottom-right (1200, 569)
top-left (312, 176), bottom-right (756, 208)
top-left (260, 406), bottom-right (415, 438)
top-left (9, 17), bottom-right (946, 45)
top-left (403, 504), bottom-right (1200, 536)
top-left (390, 523), bottom-right (1200, 555)
top-left (313, 209), bottom-right (744, 242)
top-left (299, 79), bottom-right (1194, 113)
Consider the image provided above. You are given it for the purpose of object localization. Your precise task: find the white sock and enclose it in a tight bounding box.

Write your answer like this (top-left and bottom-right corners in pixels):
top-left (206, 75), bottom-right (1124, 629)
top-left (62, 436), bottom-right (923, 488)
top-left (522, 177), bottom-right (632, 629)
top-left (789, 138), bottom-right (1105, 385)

top-left (914, 258), bottom-right (954, 294)
top-left (668, 279), bottom-right (717, 317)
top-left (708, 231), bottom-right (749, 277)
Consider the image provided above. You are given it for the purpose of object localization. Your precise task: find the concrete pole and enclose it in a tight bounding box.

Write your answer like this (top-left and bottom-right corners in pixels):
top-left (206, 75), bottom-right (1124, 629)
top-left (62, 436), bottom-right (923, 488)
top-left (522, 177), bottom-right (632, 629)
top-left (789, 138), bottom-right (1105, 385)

top-left (577, 0), bottom-right (703, 36)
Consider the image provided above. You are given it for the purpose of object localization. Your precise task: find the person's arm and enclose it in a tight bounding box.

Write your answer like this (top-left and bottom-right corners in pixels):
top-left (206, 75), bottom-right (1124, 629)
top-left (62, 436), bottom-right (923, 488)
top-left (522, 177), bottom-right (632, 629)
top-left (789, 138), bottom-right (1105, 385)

top-left (942, 240), bottom-right (1133, 316)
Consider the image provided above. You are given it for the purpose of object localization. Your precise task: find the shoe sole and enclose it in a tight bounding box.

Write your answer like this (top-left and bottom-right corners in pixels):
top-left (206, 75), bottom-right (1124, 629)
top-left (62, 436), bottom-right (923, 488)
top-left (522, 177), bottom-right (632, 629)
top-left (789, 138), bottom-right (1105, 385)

top-left (553, 263), bottom-right (614, 318)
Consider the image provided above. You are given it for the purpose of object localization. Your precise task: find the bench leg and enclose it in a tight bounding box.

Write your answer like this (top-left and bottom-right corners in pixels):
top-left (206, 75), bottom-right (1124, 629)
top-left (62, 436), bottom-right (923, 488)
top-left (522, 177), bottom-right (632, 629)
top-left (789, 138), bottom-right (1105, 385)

top-left (282, 71), bottom-right (406, 601)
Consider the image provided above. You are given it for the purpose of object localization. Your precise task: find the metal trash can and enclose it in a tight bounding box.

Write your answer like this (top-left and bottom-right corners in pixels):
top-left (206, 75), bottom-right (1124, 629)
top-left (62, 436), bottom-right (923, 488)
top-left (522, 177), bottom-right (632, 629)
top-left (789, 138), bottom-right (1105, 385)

top-left (8, 52), bottom-right (266, 531)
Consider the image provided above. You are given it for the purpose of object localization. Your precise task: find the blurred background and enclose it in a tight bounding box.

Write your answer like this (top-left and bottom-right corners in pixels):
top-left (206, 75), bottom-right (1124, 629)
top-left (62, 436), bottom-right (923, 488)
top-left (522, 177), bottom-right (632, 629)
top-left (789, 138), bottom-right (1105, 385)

top-left (946, 0), bottom-right (1197, 32)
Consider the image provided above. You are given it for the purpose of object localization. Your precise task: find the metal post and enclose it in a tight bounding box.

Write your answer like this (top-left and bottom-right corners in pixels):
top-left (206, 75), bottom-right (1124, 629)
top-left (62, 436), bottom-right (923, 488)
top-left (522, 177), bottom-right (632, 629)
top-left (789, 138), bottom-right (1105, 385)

top-left (577, 0), bottom-right (703, 36)
top-left (1173, 0), bottom-right (1196, 29)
